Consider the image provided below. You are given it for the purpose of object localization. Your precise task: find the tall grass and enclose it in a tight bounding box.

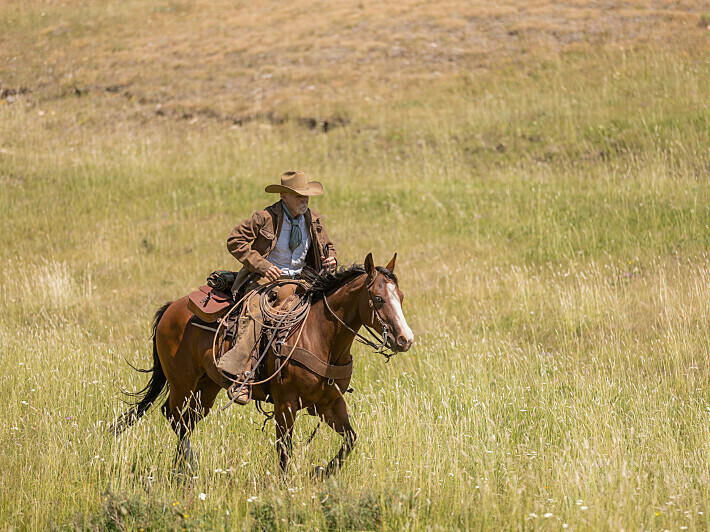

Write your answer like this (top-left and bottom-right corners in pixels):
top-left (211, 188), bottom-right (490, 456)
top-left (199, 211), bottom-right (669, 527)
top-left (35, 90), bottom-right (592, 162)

top-left (1, 41), bottom-right (710, 529)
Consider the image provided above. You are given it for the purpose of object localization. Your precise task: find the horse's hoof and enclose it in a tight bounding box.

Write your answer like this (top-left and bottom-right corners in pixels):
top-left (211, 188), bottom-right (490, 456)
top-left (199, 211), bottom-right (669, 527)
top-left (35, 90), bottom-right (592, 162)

top-left (312, 466), bottom-right (326, 480)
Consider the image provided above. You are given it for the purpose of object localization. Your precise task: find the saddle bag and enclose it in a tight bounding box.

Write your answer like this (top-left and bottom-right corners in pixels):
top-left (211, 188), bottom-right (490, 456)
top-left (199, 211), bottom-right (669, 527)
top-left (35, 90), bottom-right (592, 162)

top-left (187, 285), bottom-right (233, 322)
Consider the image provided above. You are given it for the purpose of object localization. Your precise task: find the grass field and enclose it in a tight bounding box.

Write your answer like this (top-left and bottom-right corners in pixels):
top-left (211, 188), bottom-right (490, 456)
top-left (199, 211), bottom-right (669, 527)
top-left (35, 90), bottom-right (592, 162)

top-left (2, 1), bottom-right (710, 530)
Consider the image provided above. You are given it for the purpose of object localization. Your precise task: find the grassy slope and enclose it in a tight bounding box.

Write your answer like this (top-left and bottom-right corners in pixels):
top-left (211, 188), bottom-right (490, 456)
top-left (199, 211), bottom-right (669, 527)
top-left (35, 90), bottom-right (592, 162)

top-left (2, 0), bottom-right (709, 116)
top-left (1, 1), bottom-right (710, 530)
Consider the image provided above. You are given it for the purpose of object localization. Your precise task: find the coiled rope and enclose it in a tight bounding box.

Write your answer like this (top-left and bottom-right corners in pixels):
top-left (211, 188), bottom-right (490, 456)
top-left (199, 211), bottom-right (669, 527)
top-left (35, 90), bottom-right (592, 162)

top-left (211, 279), bottom-right (312, 393)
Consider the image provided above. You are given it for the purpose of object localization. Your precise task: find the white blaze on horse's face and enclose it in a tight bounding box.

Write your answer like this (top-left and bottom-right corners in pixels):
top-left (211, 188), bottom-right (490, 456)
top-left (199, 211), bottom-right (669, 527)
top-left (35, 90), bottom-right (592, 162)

top-left (384, 280), bottom-right (414, 352)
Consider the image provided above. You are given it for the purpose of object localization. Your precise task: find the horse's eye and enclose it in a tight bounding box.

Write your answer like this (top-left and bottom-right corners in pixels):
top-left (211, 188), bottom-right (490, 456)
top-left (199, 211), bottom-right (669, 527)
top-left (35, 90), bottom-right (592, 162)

top-left (375, 296), bottom-right (384, 304)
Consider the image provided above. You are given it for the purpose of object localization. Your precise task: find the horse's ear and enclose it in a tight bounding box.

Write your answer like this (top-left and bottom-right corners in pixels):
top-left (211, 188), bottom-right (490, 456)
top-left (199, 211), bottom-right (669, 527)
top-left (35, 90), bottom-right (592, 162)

top-left (386, 253), bottom-right (397, 272)
top-left (364, 253), bottom-right (375, 277)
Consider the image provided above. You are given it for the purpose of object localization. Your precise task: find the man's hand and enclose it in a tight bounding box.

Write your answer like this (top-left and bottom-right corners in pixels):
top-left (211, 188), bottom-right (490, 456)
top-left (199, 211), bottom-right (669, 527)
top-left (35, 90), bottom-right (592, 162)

top-left (322, 256), bottom-right (337, 272)
top-left (264, 265), bottom-right (282, 282)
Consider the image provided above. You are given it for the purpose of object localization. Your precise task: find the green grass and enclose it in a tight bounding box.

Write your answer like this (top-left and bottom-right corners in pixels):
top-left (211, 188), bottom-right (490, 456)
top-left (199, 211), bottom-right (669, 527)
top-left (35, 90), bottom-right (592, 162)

top-left (2, 34), bottom-right (710, 531)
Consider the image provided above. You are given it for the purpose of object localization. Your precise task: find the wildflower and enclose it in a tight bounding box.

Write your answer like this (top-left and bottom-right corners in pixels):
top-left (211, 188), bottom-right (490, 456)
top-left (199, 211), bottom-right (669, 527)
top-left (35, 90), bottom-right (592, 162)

top-left (580, 506), bottom-right (588, 511)
top-left (544, 513), bottom-right (553, 518)
top-left (199, 493), bottom-right (206, 501)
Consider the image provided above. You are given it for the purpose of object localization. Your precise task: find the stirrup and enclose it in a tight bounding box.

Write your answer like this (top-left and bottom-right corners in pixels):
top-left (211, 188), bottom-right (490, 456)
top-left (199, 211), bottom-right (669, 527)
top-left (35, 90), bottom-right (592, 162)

top-left (227, 381), bottom-right (251, 405)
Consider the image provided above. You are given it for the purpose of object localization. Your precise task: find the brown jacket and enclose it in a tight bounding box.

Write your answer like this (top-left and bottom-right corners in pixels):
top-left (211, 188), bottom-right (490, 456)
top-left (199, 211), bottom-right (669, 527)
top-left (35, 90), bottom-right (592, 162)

top-left (227, 201), bottom-right (336, 289)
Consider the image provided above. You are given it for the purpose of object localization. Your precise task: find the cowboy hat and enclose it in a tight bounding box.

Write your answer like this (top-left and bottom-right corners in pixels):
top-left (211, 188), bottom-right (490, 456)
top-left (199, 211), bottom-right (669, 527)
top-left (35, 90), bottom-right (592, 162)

top-left (265, 170), bottom-right (323, 196)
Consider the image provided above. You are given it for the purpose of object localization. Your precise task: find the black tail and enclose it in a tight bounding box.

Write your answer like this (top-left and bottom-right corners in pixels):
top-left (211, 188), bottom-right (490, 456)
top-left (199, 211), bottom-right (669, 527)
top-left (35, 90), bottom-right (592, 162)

top-left (111, 302), bottom-right (172, 435)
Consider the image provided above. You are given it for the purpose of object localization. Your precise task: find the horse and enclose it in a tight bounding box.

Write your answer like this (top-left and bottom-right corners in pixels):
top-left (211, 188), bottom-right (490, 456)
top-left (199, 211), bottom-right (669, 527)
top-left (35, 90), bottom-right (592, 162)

top-left (112, 253), bottom-right (414, 476)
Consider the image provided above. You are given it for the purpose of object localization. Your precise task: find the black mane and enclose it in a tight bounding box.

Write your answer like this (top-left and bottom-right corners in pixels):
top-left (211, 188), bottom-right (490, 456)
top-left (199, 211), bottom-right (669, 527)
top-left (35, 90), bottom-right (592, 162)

top-left (298, 264), bottom-right (397, 301)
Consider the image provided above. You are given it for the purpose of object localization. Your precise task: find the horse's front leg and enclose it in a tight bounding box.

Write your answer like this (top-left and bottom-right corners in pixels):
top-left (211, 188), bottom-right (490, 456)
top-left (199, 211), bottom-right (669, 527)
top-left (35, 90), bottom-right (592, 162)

top-left (318, 396), bottom-right (357, 478)
top-left (274, 401), bottom-right (297, 472)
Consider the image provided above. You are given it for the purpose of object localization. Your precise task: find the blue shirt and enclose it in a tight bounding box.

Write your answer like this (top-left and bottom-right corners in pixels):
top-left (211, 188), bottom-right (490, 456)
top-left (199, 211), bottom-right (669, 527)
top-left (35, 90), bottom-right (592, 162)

top-left (266, 203), bottom-right (311, 277)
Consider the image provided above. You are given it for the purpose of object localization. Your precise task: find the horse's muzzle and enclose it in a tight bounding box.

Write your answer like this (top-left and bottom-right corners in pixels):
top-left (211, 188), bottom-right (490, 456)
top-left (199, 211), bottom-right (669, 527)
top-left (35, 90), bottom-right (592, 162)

top-left (389, 333), bottom-right (413, 352)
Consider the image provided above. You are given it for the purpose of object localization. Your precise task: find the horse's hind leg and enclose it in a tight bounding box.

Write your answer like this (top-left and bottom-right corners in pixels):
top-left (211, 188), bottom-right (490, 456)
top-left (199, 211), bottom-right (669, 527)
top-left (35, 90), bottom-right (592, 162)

top-left (317, 397), bottom-right (357, 478)
top-left (164, 374), bottom-right (221, 476)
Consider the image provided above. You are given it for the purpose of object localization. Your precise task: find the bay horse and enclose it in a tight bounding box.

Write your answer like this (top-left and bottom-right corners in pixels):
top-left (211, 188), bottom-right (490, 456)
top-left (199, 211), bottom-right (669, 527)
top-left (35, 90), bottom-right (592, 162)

top-left (112, 253), bottom-right (413, 476)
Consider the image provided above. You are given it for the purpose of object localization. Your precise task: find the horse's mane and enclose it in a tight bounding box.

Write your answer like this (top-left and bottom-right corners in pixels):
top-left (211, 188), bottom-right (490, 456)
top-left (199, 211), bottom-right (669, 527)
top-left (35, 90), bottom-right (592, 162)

top-left (298, 263), bottom-right (397, 301)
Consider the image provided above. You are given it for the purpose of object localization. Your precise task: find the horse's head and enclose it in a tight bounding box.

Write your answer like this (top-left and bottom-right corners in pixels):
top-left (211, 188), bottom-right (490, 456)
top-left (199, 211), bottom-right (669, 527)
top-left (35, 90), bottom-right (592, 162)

top-left (360, 253), bottom-right (414, 352)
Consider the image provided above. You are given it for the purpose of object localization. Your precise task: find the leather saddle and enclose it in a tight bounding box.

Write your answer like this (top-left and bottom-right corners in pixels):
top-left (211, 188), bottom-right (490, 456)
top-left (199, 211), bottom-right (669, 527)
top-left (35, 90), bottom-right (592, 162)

top-left (187, 285), bottom-right (233, 323)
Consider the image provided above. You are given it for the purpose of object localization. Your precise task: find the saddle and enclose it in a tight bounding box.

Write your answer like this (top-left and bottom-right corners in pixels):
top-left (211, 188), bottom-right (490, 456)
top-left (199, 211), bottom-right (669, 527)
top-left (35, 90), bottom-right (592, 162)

top-left (187, 271), bottom-right (238, 322)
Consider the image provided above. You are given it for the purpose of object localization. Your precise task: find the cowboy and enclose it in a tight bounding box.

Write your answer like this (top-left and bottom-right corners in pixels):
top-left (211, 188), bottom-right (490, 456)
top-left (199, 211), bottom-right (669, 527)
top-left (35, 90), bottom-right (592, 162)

top-left (218, 170), bottom-right (337, 404)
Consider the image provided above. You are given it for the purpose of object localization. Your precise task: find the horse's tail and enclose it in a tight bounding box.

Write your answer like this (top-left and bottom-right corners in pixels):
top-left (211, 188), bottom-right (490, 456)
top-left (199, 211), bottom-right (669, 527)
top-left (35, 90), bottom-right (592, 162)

top-left (110, 301), bottom-right (172, 435)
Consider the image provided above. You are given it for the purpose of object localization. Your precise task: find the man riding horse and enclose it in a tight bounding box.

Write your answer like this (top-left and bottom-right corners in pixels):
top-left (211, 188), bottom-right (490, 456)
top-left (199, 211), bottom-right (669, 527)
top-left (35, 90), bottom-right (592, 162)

top-left (112, 170), bottom-right (413, 476)
top-left (217, 170), bottom-right (338, 404)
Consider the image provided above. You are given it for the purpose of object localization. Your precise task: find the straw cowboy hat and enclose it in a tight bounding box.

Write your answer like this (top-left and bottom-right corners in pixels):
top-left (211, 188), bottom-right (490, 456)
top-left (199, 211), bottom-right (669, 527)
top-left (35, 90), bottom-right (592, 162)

top-left (265, 170), bottom-right (323, 196)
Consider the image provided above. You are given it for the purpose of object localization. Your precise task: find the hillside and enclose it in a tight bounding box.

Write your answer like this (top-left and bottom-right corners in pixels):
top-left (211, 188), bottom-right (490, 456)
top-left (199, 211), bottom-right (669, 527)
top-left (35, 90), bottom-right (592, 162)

top-left (2, 2), bottom-right (710, 530)
top-left (2, 0), bottom-right (710, 122)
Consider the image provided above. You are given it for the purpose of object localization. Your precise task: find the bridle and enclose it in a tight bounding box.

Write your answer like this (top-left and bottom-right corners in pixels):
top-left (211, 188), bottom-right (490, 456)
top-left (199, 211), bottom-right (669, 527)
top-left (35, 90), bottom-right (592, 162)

top-left (322, 272), bottom-right (397, 361)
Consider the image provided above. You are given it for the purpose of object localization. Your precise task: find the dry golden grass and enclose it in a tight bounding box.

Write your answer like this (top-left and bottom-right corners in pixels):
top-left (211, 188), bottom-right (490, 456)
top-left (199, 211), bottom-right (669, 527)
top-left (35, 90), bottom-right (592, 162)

top-left (3, 0), bottom-right (710, 120)
top-left (2, 1), bottom-right (710, 530)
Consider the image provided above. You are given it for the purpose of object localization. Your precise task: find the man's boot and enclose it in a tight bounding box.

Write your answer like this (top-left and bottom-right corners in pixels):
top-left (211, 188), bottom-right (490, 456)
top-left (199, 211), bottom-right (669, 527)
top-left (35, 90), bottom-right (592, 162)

top-left (227, 374), bottom-right (252, 405)
top-left (226, 353), bottom-right (255, 405)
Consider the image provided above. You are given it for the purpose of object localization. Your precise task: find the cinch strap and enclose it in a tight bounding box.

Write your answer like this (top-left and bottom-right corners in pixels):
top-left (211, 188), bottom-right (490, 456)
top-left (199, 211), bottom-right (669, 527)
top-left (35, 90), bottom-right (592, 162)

top-left (280, 344), bottom-right (353, 381)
